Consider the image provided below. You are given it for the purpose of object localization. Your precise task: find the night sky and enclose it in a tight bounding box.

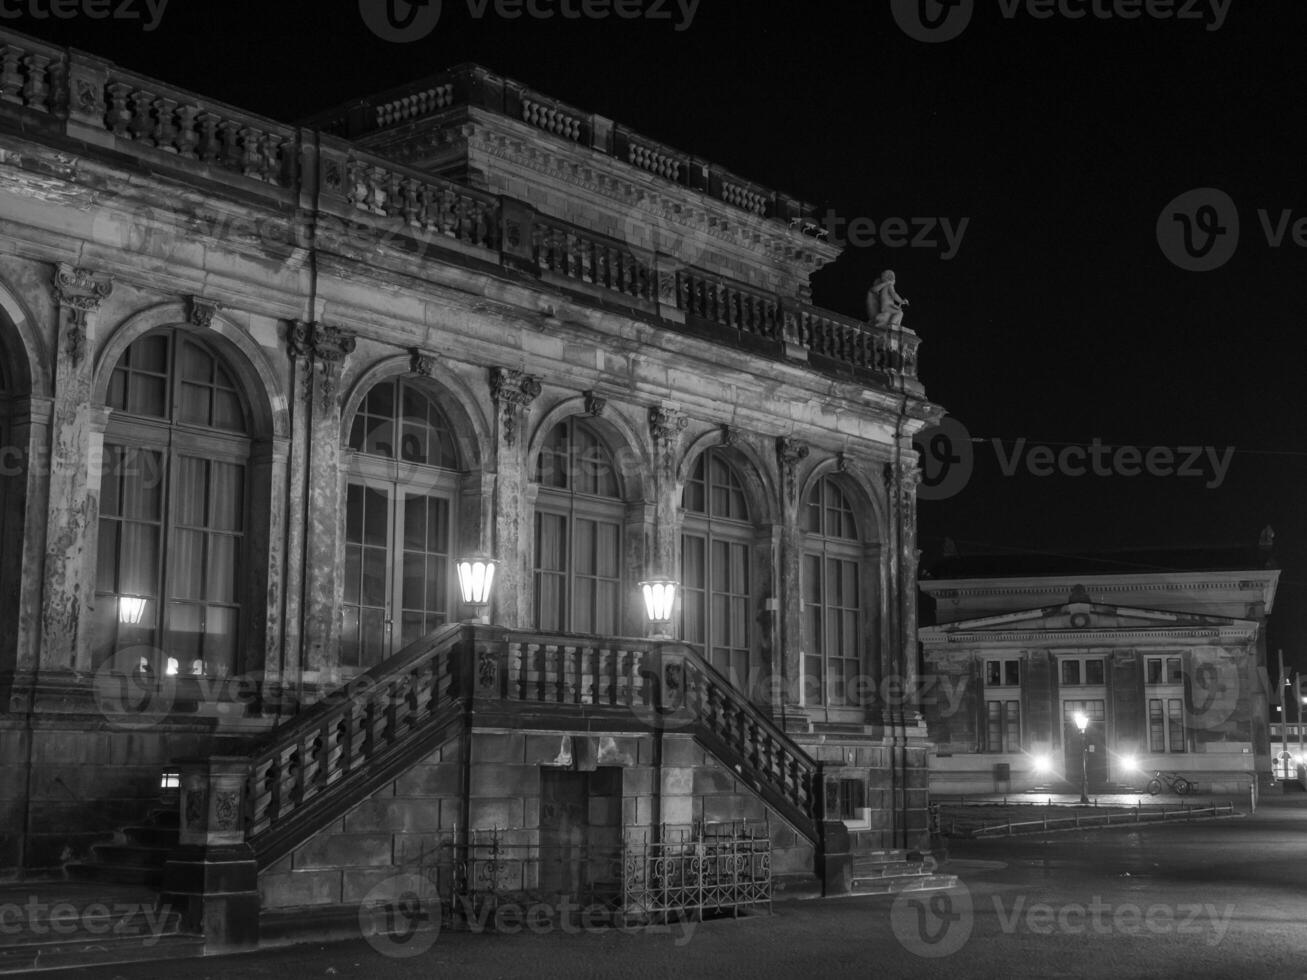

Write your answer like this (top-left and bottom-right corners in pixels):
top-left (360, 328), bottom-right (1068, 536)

top-left (11, 0), bottom-right (1306, 672)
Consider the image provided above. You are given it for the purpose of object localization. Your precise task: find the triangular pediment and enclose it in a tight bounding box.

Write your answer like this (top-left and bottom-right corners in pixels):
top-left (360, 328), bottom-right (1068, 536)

top-left (921, 600), bottom-right (1253, 641)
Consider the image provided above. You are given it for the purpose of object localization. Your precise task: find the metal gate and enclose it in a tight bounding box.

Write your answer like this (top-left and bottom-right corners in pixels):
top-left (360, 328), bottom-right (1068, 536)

top-left (621, 822), bottom-right (772, 921)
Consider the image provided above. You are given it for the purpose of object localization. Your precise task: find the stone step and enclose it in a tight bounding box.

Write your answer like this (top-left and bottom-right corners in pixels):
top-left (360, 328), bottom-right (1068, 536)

top-left (0, 933), bottom-right (205, 973)
top-left (90, 844), bottom-right (173, 868)
top-left (849, 873), bottom-right (959, 896)
top-left (123, 825), bottom-right (180, 847)
top-left (850, 860), bottom-right (920, 878)
top-left (65, 862), bottom-right (163, 887)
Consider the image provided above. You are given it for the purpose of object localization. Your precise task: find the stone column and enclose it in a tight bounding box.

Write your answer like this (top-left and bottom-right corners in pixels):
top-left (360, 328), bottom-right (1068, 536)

top-left (41, 264), bottom-right (112, 673)
top-left (775, 437), bottom-right (809, 728)
top-left (489, 368), bottom-right (541, 629)
top-left (287, 322), bottom-right (356, 685)
top-left (5, 394), bottom-right (51, 688)
top-left (162, 757), bottom-right (259, 951)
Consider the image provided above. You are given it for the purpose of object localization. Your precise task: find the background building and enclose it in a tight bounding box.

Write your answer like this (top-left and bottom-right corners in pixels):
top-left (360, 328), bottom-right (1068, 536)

top-left (0, 29), bottom-right (943, 945)
top-left (918, 540), bottom-right (1279, 797)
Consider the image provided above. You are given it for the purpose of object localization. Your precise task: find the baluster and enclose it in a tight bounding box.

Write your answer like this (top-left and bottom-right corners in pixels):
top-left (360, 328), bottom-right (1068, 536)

top-left (128, 91), bottom-right (154, 143)
top-left (173, 105), bottom-right (199, 158)
top-left (401, 178), bottom-right (421, 227)
top-left (193, 111), bottom-right (220, 162)
top-left (534, 642), bottom-right (548, 702)
top-left (218, 120), bottom-right (242, 170)
top-left (150, 97), bottom-right (177, 152)
top-left (21, 54), bottom-right (50, 112)
top-left (0, 46), bottom-right (22, 104)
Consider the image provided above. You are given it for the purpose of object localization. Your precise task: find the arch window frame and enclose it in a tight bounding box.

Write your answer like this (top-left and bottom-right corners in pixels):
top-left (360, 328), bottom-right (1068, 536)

top-left (680, 448), bottom-right (756, 688)
top-left (343, 375), bottom-right (465, 669)
top-left (93, 328), bottom-right (253, 677)
top-left (532, 417), bottom-right (626, 637)
top-left (801, 474), bottom-right (867, 709)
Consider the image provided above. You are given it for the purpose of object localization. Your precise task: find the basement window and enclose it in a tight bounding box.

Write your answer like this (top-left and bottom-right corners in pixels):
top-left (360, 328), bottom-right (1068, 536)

top-left (826, 776), bottom-right (868, 823)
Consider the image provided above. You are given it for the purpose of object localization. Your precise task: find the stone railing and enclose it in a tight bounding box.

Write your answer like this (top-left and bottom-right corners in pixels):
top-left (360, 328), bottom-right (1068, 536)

top-left (0, 26), bottom-right (920, 386)
top-left (783, 299), bottom-right (921, 379)
top-left (677, 269), bottom-right (781, 342)
top-left (242, 623), bottom-right (468, 856)
top-left (339, 153), bottom-right (500, 252)
top-left (490, 632), bottom-right (819, 840)
top-left (532, 215), bottom-right (656, 302)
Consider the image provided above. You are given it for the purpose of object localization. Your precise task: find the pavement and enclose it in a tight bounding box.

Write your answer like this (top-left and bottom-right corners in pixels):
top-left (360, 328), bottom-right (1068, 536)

top-left (31, 794), bottom-right (1307, 980)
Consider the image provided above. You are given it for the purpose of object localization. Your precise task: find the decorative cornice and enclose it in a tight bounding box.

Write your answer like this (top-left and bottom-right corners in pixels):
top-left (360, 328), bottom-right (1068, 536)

top-left (286, 320), bottom-right (357, 413)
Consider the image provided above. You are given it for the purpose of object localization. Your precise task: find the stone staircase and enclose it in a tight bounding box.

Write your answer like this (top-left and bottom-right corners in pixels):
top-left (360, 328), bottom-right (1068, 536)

top-left (66, 806), bottom-right (180, 888)
top-left (0, 882), bottom-right (204, 973)
top-left (848, 849), bottom-right (957, 895)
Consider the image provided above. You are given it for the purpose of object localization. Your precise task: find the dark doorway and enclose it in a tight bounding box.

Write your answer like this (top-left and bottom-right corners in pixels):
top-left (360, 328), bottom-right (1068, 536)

top-left (538, 767), bottom-right (622, 905)
top-left (1063, 715), bottom-right (1109, 793)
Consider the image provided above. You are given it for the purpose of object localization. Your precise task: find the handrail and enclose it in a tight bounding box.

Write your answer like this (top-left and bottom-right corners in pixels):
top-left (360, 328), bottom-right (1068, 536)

top-left (243, 622), bottom-right (468, 852)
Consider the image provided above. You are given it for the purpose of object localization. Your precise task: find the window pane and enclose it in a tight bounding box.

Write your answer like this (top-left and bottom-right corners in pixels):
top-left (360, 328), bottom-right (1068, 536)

top-left (175, 458), bottom-right (206, 527)
top-left (119, 523), bottom-right (159, 596)
top-left (1005, 661), bottom-right (1020, 686)
top-left (1086, 660), bottom-right (1104, 685)
top-left (1061, 661), bottom-right (1081, 686)
top-left (1150, 699), bottom-right (1165, 752)
top-left (169, 528), bottom-right (204, 599)
top-left (1147, 658), bottom-right (1162, 684)
top-left (1167, 658), bottom-right (1183, 684)
top-left (986, 661), bottom-right (1000, 685)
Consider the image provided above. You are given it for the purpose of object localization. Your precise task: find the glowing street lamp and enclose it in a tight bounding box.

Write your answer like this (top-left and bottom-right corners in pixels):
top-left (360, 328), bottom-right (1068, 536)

top-left (1074, 710), bottom-right (1090, 805)
top-left (639, 578), bottom-right (677, 639)
top-left (456, 556), bottom-right (496, 624)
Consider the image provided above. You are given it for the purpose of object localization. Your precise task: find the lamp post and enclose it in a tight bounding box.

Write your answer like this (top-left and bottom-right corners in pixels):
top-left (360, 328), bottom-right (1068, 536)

top-left (455, 556), bottom-right (496, 624)
top-left (1074, 710), bottom-right (1090, 805)
top-left (639, 578), bottom-right (677, 640)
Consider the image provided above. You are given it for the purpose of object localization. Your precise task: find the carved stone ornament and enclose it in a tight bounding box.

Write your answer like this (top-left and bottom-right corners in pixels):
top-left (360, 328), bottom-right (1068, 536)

top-left (188, 296), bottom-right (222, 329)
top-left (584, 390), bottom-right (606, 417)
top-left (776, 436), bottom-right (810, 502)
top-left (213, 790), bottom-right (239, 830)
top-left (411, 349), bottom-right (437, 377)
top-left (286, 320), bottom-right (358, 413)
top-left (489, 367), bottom-right (542, 446)
top-left (52, 264), bottom-right (113, 365)
top-left (720, 424), bottom-right (738, 447)
top-left (184, 787), bottom-right (207, 830)
top-left (649, 407), bottom-right (688, 459)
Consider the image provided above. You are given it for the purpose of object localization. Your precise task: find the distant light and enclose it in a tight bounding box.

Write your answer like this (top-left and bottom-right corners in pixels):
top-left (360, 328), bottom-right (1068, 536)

top-left (1121, 755), bottom-right (1138, 773)
top-left (1073, 711), bottom-right (1089, 732)
top-left (159, 771), bottom-right (180, 790)
top-left (165, 657), bottom-right (178, 676)
top-left (1032, 754), bottom-right (1052, 774)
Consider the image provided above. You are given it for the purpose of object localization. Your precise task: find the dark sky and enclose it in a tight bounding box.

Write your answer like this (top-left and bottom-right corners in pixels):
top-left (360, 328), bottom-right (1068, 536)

top-left (12, 0), bottom-right (1306, 670)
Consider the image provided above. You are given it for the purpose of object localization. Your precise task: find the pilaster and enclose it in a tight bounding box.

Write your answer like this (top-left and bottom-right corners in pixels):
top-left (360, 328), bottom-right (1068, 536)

top-left (775, 436), bottom-right (809, 721)
top-left (40, 264), bottom-right (111, 671)
top-left (489, 367), bottom-right (541, 628)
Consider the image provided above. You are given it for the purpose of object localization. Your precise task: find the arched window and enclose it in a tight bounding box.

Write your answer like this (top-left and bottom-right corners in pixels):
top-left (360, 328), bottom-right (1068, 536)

top-left (681, 449), bottom-right (754, 687)
top-left (0, 356), bottom-right (11, 567)
top-left (802, 475), bottom-right (863, 706)
top-left (533, 419), bottom-right (623, 634)
top-left (344, 377), bottom-right (462, 668)
top-left (93, 330), bottom-right (251, 676)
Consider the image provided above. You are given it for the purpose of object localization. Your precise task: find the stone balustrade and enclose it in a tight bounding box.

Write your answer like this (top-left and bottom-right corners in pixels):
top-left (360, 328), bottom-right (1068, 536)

top-left (0, 25), bottom-right (922, 385)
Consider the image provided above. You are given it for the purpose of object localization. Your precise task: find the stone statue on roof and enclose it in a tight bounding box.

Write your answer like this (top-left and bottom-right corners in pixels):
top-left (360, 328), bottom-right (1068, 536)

top-left (866, 270), bottom-right (909, 329)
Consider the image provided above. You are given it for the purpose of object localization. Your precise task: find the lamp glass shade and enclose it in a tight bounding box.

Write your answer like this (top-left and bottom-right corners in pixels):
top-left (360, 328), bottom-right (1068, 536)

top-left (457, 558), bottom-right (496, 605)
top-left (640, 580), bottom-right (678, 622)
top-left (119, 596), bottom-right (147, 625)
top-left (1073, 711), bottom-right (1088, 732)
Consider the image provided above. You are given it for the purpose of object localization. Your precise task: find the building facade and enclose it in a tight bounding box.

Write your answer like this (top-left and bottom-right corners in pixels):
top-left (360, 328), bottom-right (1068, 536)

top-left (0, 29), bottom-right (942, 944)
top-left (918, 545), bottom-right (1279, 797)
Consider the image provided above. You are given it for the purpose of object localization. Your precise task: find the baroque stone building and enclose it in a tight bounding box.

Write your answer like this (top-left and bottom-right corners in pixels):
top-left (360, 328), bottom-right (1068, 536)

top-left (918, 542), bottom-right (1279, 797)
top-left (0, 29), bottom-right (941, 946)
